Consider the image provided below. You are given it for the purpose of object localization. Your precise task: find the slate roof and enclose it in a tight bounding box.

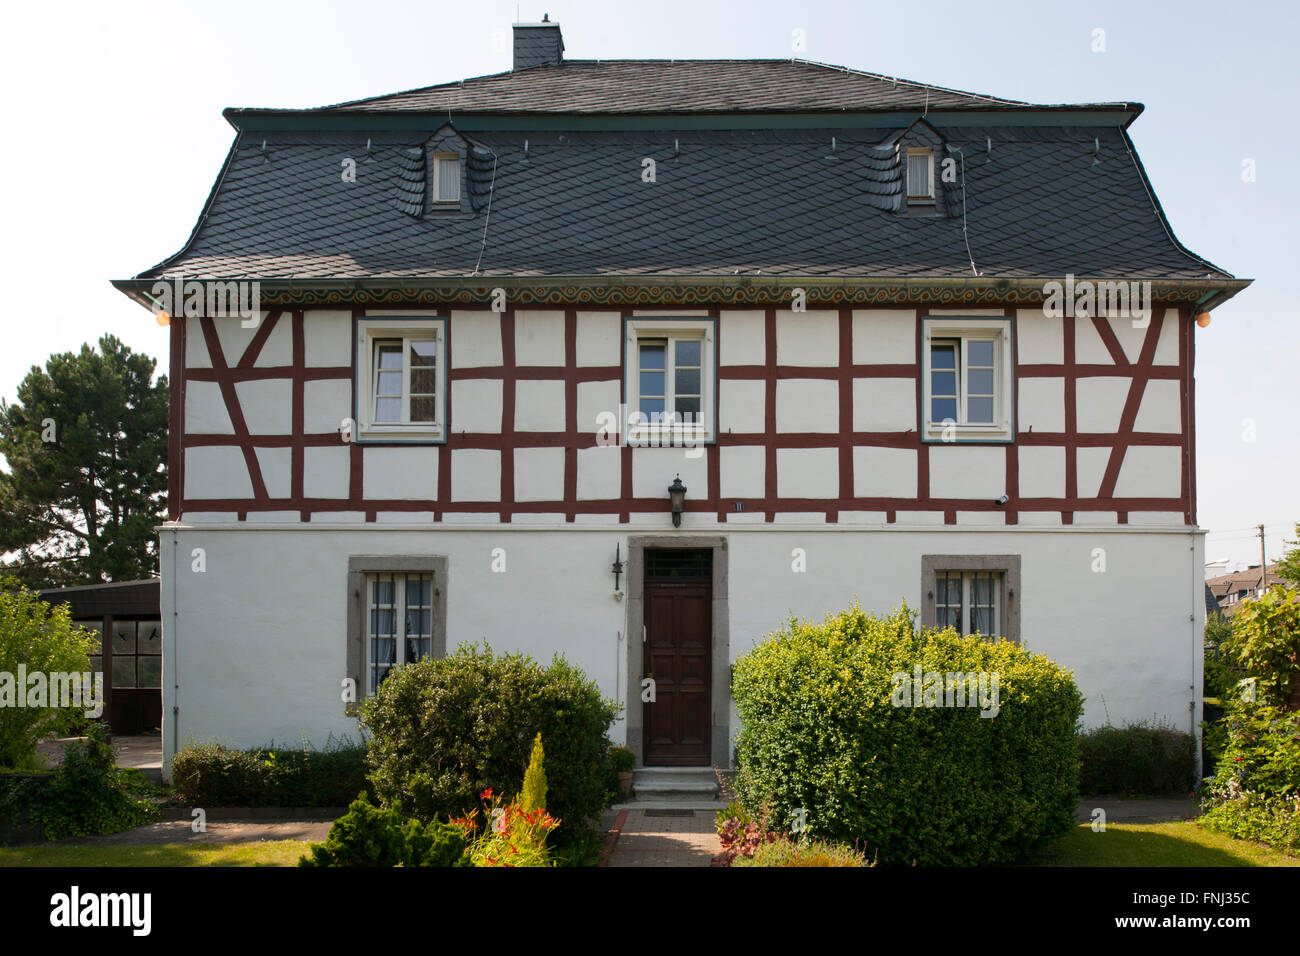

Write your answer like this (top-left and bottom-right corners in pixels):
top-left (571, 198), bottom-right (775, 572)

top-left (134, 124), bottom-right (1231, 282)
top-left (124, 58), bottom-right (1242, 288)
top-left (304, 59), bottom-right (1107, 115)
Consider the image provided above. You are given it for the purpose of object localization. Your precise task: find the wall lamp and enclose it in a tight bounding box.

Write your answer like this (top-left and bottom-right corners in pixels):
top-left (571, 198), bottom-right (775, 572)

top-left (668, 475), bottom-right (688, 527)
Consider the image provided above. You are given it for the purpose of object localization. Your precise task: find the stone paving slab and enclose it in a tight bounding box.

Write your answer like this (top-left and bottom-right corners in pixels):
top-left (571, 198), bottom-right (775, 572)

top-left (1075, 796), bottom-right (1199, 824)
top-left (605, 810), bottom-right (718, 868)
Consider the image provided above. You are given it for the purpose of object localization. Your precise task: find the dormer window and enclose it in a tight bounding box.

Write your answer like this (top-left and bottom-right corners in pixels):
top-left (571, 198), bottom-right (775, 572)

top-left (906, 147), bottom-right (934, 203)
top-left (433, 153), bottom-right (461, 204)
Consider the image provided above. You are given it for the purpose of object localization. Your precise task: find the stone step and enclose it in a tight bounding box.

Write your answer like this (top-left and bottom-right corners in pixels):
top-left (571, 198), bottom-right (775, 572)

top-left (632, 766), bottom-right (719, 797)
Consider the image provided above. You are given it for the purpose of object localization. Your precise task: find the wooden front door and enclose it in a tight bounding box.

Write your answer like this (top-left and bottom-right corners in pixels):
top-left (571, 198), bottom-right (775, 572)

top-left (643, 550), bottom-right (712, 765)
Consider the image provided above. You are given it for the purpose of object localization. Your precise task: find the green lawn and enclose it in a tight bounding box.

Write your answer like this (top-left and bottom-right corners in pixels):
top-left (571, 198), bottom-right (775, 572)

top-left (0, 841), bottom-right (312, 867)
top-left (1029, 822), bottom-right (1300, 867)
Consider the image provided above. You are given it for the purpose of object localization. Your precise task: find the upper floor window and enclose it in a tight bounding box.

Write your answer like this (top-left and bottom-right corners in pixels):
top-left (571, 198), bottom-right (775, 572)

top-left (921, 316), bottom-right (1013, 442)
top-left (433, 152), bottom-right (461, 204)
top-left (906, 147), bottom-right (934, 203)
top-left (355, 316), bottom-right (447, 442)
top-left (624, 317), bottom-right (715, 444)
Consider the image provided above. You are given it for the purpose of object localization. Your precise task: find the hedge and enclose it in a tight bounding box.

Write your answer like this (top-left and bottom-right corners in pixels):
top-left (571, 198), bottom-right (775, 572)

top-left (170, 737), bottom-right (367, 807)
top-left (1077, 721), bottom-right (1197, 794)
top-left (731, 604), bottom-right (1083, 866)
top-left (360, 644), bottom-right (617, 840)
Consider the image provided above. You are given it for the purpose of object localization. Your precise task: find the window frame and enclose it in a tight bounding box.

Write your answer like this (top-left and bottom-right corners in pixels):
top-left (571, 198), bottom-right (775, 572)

top-left (906, 147), bottom-right (935, 203)
top-left (346, 556), bottom-right (447, 707)
top-left (432, 152), bottom-right (461, 205)
top-left (920, 315), bottom-right (1015, 443)
top-left (920, 555), bottom-right (1021, 645)
top-left (623, 316), bottom-right (717, 446)
top-left (354, 315), bottom-right (448, 444)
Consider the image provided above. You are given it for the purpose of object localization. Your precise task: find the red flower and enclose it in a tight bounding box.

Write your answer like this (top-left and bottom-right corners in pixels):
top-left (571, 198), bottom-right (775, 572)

top-left (481, 787), bottom-right (494, 799)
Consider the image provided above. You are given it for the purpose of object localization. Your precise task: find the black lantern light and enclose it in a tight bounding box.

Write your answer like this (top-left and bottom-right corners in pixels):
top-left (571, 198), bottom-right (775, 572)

top-left (668, 475), bottom-right (687, 527)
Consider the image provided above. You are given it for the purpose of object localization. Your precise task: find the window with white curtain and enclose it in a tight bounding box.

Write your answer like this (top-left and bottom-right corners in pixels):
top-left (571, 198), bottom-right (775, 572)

top-left (906, 147), bottom-right (934, 202)
top-left (366, 572), bottom-right (434, 693)
top-left (433, 153), bottom-right (461, 203)
top-left (934, 571), bottom-right (1002, 637)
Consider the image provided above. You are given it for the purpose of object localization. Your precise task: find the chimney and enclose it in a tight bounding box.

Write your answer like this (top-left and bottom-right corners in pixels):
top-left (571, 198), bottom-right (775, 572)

top-left (513, 15), bottom-right (564, 70)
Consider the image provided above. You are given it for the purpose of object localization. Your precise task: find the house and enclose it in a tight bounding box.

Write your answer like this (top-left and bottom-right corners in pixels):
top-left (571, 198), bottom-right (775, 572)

top-left (1207, 563), bottom-right (1280, 617)
top-left (37, 579), bottom-right (162, 735)
top-left (113, 19), bottom-right (1249, 778)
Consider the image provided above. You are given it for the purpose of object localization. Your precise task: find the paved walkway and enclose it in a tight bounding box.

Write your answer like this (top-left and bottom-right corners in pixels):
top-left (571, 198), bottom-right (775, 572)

top-left (1075, 796), bottom-right (1199, 823)
top-left (602, 809), bottom-right (719, 867)
top-left (60, 820), bottom-right (332, 846)
top-left (37, 734), bottom-right (162, 774)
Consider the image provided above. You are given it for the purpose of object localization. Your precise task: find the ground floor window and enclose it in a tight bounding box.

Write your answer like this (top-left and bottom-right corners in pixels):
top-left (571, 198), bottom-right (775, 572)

top-left (920, 555), bottom-right (1021, 644)
top-left (934, 571), bottom-right (1002, 637)
top-left (366, 573), bottom-right (433, 693)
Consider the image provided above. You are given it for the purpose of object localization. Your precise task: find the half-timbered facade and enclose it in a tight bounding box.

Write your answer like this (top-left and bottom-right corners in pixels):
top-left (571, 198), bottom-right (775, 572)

top-left (116, 21), bottom-right (1248, 773)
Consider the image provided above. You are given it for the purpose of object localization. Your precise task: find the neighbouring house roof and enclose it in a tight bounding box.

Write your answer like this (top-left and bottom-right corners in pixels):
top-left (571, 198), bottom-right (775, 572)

top-left (114, 57), bottom-right (1249, 310)
top-left (38, 579), bottom-right (161, 619)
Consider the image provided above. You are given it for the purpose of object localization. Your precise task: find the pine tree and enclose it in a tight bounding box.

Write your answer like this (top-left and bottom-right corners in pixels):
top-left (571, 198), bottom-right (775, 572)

top-left (519, 732), bottom-right (547, 811)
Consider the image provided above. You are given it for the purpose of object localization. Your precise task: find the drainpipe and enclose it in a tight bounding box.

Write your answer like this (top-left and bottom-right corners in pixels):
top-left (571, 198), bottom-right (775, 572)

top-left (169, 527), bottom-right (180, 776)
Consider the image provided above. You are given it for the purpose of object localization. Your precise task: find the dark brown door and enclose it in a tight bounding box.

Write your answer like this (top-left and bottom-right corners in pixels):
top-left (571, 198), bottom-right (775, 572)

top-left (644, 553), bottom-right (712, 766)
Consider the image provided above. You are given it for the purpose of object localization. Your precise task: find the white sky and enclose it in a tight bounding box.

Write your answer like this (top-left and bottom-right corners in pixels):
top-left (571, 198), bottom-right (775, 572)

top-left (0, 0), bottom-right (1294, 568)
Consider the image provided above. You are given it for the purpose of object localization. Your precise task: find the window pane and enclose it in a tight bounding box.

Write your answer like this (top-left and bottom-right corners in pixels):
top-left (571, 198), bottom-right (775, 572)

top-left (409, 396), bottom-right (437, 423)
top-left (675, 367), bottom-right (700, 395)
top-left (968, 340), bottom-right (995, 367)
top-left (112, 622), bottom-right (136, 655)
top-left (675, 339), bottom-right (701, 366)
top-left (640, 370), bottom-right (665, 397)
top-left (967, 397), bottom-right (994, 423)
top-left (410, 368), bottom-right (436, 394)
top-left (112, 656), bottom-right (136, 689)
top-left (968, 368), bottom-right (994, 396)
top-left (138, 622), bottom-right (162, 655)
top-left (375, 397), bottom-right (401, 422)
top-left (437, 157), bottom-right (460, 201)
top-left (377, 344), bottom-right (402, 369)
top-left (406, 575), bottom-right (431, 608)
top-left (138, 657), bottom-right (162, 689)
top-left (372, 638), bottom-right (396, 668)
top-left (407, 637), bottom-right (432, 662)
top-left (931, 370), bottom-right (956, 396)
top-left (640, 397), bottom-right (665, 417)
top-left (675, 396), bottom-right (701, 418)
top-left (639, 342), bottom-right (665, 370)
top-left (931, 397), bottom-right (957, 422)
top-left (931, 344), bottom-right (956, 369)
top-left (377, 370), bottom-right (402, 395)
top-left (935, 573), bottom-right (962, 632)
top-left (410, 340), bottom-right (436, 363)
top-left (908, 152), bottom-right (931, 196)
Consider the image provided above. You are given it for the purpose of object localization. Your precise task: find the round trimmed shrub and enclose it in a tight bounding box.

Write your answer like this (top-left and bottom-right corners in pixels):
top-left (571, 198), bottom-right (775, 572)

top-left (360, 645), bottom-right (617, 838)
top-left (731, 604), bottom-right (1083, 866)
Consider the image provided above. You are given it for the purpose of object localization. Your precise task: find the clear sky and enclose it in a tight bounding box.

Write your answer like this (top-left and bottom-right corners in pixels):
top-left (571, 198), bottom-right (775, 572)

top-left (1, 0), bottom-right (1294, 568)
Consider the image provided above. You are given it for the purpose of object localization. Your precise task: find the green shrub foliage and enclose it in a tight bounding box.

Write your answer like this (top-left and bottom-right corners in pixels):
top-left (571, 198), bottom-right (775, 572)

top-left (19, 724), bottom-right (159, 840)
top-left (361, 645), bottom-right (617, 837)
top-left (170, 737), bottom-right (367, 807)
top-left (730, 604), bottom-right (1083, 866)
top-left (299, 795), bottom-right (471, 867)
top-left (0, 582), bottom-right (98, 769)
top-left (1078, 720), bottom-right (1197, 794)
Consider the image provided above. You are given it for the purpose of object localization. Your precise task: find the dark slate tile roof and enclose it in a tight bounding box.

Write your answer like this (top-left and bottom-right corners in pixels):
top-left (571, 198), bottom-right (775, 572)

top-left (137, 124), bottom-right (1230, 281)
top-left (308, 60), bottom-right (1114, 115)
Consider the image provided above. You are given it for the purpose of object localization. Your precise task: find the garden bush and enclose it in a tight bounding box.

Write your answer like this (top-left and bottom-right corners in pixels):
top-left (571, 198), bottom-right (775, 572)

top-left (1199, 586), bottom-right (1300, 853)
top-left (360, 644), bottom-right (617, 840)
top-left (3, 724), bottom-right (159, 840)
top-left (170, 736), bottom-right (367, 807)
top-left (730, 603), bottom-right (1083, 866)
top-left (1077, 720), bottom-right (1197, 794)
top-left (732, 837), bottom-right (873, 867)
top-left (299, 795), bottom-right (471, 867)
top-left (0, 582), bottom-right (99, 770)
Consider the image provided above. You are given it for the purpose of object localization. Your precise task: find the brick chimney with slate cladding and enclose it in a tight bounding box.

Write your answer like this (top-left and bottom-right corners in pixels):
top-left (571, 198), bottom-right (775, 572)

top-left (513, 17), bottom-right (564, 70)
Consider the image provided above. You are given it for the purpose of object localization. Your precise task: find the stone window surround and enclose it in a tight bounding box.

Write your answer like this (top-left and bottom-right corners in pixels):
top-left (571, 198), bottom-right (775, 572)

top-left (919, 554), bottom-right (1021, 645)
top-left (346, 555), bottom-right (448, 709)
top-left (624, 535), bottom-right (730, 769)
